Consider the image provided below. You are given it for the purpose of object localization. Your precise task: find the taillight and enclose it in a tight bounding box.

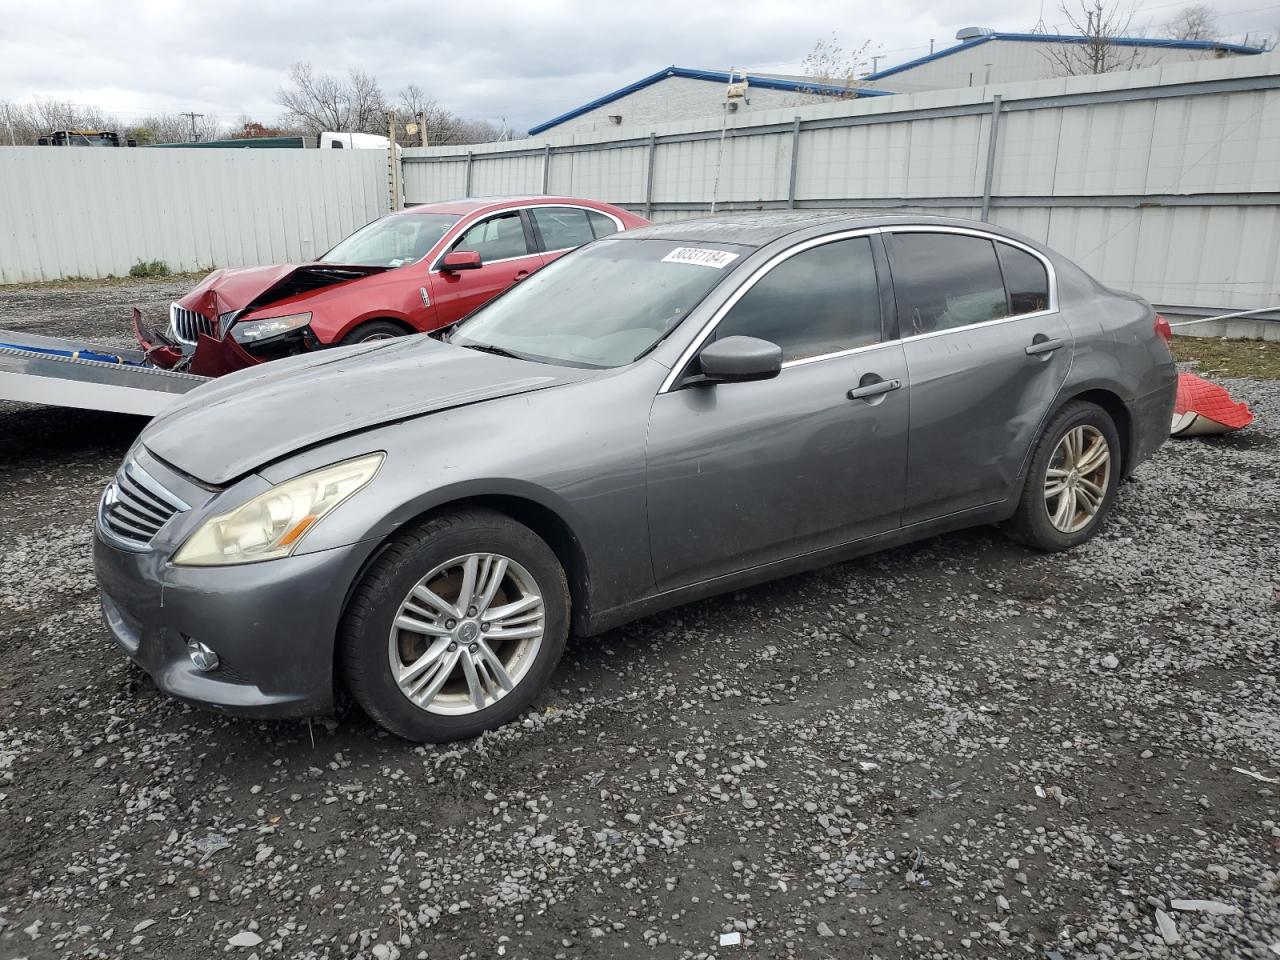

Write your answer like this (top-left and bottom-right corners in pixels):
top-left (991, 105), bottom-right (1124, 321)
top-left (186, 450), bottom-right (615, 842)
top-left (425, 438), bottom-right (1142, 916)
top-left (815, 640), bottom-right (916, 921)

top-left (1154, 314), bottom-right (1173, 343)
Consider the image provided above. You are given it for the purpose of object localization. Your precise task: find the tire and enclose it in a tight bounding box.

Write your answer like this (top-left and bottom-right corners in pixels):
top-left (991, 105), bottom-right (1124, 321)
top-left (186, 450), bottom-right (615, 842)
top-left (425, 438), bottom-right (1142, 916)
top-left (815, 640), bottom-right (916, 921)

top-left (340, 508), bottom-right (570, 742)
top-left (1002, 401), bottom-right (1122, 552)
top-left (340, 320), bottom-right (408, 345)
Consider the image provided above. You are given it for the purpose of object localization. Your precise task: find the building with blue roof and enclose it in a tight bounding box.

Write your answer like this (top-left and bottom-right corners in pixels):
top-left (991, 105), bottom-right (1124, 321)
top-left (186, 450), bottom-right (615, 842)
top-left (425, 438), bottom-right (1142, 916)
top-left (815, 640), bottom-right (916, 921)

top-left (527, 31), bottom-right (1267, 137)
top-left (861, 29), bottom-right (1267, 94)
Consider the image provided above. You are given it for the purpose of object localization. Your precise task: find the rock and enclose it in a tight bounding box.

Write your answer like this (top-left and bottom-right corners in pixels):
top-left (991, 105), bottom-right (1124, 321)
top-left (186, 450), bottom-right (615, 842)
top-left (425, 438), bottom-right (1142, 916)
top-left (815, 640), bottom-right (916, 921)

top-left (1170, 899), bottom-right (1240, 915)
top-left (1154, 909), bottom-right (1180, 945)
top-left (1100, 654), bottom-right (1120, 669)
top-left (816, 922), bottom-right (835, 938)
top-left (229, 931), bottom-right (264, 948)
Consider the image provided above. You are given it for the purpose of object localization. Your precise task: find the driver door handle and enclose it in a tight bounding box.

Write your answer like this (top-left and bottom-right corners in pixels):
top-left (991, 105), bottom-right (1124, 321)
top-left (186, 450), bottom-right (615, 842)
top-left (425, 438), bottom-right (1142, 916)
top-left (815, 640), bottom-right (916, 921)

top-left (847, 378), bottom-right (902, 400)
top-left (1025, 337), bottom-right (1066, 356)
top-left (513, 270), bottom-right (530, 282)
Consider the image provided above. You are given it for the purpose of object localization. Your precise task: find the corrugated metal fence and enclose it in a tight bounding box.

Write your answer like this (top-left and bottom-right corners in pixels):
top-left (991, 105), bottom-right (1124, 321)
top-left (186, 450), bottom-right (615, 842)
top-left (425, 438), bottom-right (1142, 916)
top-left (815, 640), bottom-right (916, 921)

top-left (0, 147), bottom-right (388, 284)
top-left (402, 52), bottom-right (1280, 316)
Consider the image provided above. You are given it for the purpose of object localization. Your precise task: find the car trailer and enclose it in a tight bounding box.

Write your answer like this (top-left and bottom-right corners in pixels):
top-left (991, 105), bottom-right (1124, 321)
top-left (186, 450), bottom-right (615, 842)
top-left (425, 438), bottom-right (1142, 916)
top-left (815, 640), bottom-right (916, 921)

top-left (0, 329), bottom-right (208, 417)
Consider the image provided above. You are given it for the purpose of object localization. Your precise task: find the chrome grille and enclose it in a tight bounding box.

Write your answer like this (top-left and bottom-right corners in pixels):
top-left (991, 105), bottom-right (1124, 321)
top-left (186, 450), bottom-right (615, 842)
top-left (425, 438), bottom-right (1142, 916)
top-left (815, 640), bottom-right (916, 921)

top-left (99, 460), bottom-right (190, 549)
top-left (169, 303), bottom-right (216, 345)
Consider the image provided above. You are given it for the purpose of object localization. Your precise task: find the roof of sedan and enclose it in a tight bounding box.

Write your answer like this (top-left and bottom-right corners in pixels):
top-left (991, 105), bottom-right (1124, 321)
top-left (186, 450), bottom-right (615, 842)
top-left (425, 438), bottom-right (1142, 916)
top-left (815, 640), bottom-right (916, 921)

top-left (615, 210), bottom-right (926, 247)
top-left (407, 196), bottom-right (607, 215)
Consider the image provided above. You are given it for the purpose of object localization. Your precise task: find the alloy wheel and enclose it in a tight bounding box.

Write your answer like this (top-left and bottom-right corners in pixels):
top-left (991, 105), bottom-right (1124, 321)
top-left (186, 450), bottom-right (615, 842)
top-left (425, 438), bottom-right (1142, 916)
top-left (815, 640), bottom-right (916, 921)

top-left (387, 553), bottom-right (545, 715)
top-left (1044, 424), bottom-right (1111, 534)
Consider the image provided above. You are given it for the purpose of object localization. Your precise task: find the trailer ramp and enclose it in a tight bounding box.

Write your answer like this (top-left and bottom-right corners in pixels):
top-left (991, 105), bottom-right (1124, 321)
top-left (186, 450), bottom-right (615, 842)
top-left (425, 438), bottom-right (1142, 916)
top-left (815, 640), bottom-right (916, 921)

top-left (0, 329), bottom-right (208, 417)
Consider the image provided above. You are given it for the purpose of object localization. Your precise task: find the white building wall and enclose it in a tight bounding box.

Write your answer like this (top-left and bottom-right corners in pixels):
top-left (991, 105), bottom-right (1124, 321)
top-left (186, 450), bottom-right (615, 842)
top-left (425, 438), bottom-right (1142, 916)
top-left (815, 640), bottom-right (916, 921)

top-left (539, 75), bottom-right (834, 136)
top-left (870, 39), bottom-right (1247, 93)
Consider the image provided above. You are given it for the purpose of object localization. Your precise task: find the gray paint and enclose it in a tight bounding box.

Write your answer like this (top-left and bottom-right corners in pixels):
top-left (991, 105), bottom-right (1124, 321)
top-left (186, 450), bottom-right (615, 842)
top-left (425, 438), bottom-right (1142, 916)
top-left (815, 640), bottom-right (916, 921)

top-left (95, 212), bottom-right (1177, 719)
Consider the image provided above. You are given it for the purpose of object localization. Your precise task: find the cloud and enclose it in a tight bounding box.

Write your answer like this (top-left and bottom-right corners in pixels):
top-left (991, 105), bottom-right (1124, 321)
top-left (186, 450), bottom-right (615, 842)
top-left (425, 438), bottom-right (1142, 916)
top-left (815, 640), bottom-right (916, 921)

top-left (2, 0), bottom-right (1243, 135)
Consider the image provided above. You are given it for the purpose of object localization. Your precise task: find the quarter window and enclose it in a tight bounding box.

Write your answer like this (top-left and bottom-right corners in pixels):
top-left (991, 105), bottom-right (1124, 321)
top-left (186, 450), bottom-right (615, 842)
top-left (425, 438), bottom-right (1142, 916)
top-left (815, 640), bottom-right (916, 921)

top-left (891, 233), bottom-right (1010, 335)
top-left (588, 210), bottom-right (621, 239)
top-left (531, 207), bottom-right (595, 251)
top-left (712, 237), bottom-right (882, 363)
top-left (453, 212), bottom-right (531, 262)
top-left (997, 242), bottom-right (1050, 315)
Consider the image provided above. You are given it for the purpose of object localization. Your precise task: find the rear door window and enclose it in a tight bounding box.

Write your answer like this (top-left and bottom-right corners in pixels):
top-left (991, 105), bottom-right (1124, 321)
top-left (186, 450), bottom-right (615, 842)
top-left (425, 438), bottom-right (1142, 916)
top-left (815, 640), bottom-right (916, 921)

top-left (531, 207), bottom-right (595, 252)
top-left (997, 242), bottom-right (1051, 315)
top-left (712, 236), bottom-right (882, 363)
top-left (890, 233), bottom-right (1010, 335)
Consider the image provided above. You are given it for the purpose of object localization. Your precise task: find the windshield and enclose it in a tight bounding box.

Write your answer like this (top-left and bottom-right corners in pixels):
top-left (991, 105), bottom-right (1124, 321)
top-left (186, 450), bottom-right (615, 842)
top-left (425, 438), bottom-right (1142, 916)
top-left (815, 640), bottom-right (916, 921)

top-left (319, 212), bottom-right (459, 268)
top-left (450, 238), bottom-right (748, 368)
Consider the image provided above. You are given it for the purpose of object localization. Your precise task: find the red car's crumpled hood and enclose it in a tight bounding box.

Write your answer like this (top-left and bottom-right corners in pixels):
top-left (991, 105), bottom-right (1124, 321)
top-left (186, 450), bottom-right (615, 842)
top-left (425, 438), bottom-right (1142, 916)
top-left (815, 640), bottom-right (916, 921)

top-left (181, 263), bottom-right (389, 316)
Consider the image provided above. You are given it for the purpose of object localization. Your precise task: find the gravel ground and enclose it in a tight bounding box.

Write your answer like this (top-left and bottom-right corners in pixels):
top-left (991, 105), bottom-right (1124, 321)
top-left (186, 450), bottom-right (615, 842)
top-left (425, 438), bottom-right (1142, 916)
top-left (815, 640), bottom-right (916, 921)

top-left (1, 279), bottom-right (1278, 960)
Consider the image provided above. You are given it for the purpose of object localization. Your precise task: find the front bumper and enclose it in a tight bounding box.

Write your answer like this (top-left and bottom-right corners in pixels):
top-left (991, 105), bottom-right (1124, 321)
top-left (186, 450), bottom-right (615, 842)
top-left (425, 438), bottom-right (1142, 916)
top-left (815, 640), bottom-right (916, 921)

top-left (93, 530), bottom-right (372, 719)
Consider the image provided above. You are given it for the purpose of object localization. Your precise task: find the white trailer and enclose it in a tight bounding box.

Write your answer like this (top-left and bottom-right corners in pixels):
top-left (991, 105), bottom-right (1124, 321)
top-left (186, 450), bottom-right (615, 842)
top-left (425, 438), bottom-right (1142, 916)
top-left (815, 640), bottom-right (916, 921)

top-left (0, 330), bottom-right (208, 416)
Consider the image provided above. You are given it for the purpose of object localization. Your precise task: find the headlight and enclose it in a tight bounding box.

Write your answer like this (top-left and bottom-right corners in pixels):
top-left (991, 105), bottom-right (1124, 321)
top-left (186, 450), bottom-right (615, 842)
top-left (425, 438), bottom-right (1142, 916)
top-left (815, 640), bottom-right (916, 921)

top-left (173, 453), bottom-right (384, 566)
top-left (231, 312), bottom-right (312, 344)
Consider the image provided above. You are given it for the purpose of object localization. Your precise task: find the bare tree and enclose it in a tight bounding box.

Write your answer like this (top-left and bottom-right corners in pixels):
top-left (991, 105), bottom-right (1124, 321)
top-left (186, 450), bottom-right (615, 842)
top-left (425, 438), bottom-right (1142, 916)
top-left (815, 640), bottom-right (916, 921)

top-left (125, 112), bottom-right (223, 144)
top-left (276, 62), bottom-right (388, 135)
top-left (394, 82), bottom-right (501, 146)
top-left (0, 99), bottom-right (124, 144)
top-left (1043, 0), bottom-right (1146, 75)
top-left (1167, 3), bottom-right (1218, 40)
top-left (800, 33), bottom-right (878, 97)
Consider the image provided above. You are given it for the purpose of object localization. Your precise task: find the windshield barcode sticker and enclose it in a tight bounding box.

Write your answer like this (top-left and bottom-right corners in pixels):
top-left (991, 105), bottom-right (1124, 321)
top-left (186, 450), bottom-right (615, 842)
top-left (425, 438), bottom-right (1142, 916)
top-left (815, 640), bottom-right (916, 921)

top-left (661, 247), bottom-right (740, 269)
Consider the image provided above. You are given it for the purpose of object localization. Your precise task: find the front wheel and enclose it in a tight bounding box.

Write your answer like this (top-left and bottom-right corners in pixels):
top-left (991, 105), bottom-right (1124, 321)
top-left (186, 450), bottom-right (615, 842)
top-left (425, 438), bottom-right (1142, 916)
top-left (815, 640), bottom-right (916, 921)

top-left (340, 508), bottom-right (570, 742)
top-left (340, 320), bottom-right (408, 345)
top-left (1003, 401), bottom-right (1121, 552)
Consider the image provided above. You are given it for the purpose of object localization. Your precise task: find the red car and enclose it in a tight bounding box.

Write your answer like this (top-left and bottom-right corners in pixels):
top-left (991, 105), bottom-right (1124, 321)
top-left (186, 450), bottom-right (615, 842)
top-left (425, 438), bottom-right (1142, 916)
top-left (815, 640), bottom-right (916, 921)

top-left (135, 196), bottom-right (647, 375)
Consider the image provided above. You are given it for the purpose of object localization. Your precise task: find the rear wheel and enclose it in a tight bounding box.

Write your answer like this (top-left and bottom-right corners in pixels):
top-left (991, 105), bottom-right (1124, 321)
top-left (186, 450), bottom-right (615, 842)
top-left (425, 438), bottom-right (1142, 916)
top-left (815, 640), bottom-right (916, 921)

top-left (340, 320), bottom-right (408, 345)
top-left (340, 508), bottom-right (570, 742)
top-left (1003, 401), bottom-right (1121, 552)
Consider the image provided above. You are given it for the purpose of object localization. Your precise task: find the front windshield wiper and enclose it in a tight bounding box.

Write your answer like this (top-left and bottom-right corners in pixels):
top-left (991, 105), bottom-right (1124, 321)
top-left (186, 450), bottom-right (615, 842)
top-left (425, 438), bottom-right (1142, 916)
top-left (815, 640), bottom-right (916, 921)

top-left (455, 341), bottom-right (527, 361)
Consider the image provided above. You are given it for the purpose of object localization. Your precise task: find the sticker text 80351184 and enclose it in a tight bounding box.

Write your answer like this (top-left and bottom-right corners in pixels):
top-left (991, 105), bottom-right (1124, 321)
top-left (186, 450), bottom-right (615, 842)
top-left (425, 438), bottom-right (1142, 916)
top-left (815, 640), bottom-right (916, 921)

top-left (660, 247), bottom-right (740, 269)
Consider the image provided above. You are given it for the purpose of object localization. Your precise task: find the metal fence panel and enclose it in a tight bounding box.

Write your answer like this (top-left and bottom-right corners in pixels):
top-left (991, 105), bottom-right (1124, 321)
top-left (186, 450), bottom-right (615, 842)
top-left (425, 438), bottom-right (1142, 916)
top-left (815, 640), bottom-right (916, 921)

top-left (0, 147), bottom-right (389, 283)
top-left (394, 51), bottom-right (1277, 313)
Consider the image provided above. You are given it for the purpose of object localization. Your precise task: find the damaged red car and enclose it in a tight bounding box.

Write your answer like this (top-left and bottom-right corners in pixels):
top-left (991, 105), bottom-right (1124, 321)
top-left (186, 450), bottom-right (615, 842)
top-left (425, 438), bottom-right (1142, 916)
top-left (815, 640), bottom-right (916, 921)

top-left (134, 196), bottom-right (647, 375)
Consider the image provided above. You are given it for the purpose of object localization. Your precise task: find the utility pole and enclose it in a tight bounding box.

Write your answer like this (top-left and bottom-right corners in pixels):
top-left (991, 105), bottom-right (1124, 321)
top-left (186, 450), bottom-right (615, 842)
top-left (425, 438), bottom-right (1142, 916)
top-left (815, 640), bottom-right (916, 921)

top-left (386, 111), bottom-right (403, 211)
top-left (180, 111), bottom-right (204, 142)
top-left (416, 111), bottom-right (427, 147)
top-left (870, 55), bottom-right (884, 73)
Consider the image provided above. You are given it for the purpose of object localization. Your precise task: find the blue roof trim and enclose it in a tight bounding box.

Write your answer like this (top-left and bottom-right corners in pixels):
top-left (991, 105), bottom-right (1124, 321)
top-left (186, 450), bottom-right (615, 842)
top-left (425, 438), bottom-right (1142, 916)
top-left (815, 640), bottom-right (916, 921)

top-left (865, 32), bottom-right (1266, 81)
top-left (528, 67), bottom-right (894, 136)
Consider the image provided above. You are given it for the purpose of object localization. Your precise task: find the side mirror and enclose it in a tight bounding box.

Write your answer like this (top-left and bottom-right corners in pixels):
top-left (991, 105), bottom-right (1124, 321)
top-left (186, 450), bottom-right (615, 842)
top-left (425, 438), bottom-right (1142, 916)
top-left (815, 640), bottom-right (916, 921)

top-left (441, 250), bottom-right (483, 272)
top-left (696, 336), bottom-right (783, 384)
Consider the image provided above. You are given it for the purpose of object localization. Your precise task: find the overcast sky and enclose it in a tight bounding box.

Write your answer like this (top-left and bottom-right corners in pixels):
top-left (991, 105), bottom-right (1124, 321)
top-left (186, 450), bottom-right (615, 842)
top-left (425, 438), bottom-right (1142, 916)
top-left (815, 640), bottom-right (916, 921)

top-left (0, 0), bottom-right (1274, 135)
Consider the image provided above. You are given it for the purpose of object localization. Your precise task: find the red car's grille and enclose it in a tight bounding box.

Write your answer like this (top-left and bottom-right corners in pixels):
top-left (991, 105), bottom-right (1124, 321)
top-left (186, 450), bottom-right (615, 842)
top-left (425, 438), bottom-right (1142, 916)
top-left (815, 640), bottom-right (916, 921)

top-left (169, 303), bottom-right (216, 345)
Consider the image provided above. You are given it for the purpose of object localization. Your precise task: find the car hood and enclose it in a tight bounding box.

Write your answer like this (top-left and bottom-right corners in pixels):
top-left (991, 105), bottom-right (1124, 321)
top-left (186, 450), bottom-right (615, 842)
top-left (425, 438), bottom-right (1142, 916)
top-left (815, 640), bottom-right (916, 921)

top-left (143, 337), bottom-right (597, 485)
top-left (183, 262), bottom-right (388, 315)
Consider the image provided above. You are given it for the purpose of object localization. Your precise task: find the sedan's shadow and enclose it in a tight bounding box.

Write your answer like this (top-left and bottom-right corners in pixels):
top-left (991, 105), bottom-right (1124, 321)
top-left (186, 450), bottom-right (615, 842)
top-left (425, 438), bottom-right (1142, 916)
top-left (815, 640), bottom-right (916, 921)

top-left (0, 404), bottom-right (146, 469)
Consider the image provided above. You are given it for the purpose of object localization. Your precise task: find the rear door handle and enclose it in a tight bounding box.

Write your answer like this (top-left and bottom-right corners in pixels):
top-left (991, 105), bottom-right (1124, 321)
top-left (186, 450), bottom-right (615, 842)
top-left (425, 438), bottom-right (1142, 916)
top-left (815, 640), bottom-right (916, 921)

top-left (1025, 337), bottom-right (1066, 356)
top-left (847, 378), bottom-right (902, 400)
top-left (513, 270), bottom-right (530, 282)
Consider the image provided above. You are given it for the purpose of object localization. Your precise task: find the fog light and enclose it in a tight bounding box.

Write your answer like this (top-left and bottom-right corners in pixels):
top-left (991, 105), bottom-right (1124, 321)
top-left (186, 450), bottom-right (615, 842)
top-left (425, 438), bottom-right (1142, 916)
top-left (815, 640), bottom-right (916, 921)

top-left (186, 639), bottom-right (220, 672)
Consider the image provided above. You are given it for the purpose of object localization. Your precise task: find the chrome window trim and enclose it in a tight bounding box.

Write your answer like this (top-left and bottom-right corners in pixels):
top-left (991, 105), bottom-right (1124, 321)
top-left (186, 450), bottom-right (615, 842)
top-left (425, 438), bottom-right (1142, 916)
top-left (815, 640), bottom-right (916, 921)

top-left (780, 338), bottom-right (899, 369)
top-left (881, 225), bottom-right (1060, 343)
top-left (658, 227), bottom-right (883, 394)
top-left (430, 203), bottom-right (623, 272)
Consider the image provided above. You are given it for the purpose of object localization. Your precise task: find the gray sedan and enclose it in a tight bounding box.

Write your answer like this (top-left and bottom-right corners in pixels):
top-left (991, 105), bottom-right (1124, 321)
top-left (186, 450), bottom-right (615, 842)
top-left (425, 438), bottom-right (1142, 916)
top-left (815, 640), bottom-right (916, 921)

top-left (94, 213), bottom-right (1177, 742)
